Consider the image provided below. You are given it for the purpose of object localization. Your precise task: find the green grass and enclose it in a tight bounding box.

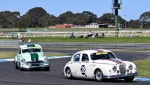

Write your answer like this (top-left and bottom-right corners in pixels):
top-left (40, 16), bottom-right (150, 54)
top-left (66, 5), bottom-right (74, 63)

top-left (0, 52), bottom-right (69, 59)
top-left (16, 37), bottom-right (150, 43)
top-left (134, 58), bottom-right (150, 78)
top-left (1, 37), bottom-right (150, 43)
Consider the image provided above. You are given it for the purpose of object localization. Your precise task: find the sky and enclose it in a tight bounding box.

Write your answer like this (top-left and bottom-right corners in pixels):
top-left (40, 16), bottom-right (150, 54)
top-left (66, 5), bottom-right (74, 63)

top-left (0, 0), bottom-right (149, 21)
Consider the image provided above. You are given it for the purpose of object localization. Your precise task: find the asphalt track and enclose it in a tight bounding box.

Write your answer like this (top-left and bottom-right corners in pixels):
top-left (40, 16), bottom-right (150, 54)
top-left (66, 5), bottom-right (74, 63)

top-left (0, 48), bottom-right (150, 85)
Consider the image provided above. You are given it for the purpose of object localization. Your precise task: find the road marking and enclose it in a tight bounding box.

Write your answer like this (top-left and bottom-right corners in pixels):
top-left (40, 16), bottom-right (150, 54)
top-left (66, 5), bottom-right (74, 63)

top-left (134, 77), bottom-right (150, 81)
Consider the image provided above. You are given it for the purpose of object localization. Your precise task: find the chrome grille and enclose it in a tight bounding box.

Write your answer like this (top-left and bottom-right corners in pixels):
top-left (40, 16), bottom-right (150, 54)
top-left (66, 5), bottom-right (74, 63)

top-left (26, 61), bottom-right (44, 66)
top-left (119, 65), bottom-right (126, 75)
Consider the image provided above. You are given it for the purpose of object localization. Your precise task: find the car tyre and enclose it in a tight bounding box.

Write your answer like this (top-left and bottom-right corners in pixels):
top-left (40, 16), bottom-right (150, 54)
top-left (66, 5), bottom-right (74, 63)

top-left (19, 63), bottom-right (23, 71)
top-left (95, 69), bottom-right (104, 82)
top-left (124, 76), bottom-right (134, 82)
top-left (15, 62), bottom-right (19, 69)
top-left (66, 68), bottom-right (73, 79)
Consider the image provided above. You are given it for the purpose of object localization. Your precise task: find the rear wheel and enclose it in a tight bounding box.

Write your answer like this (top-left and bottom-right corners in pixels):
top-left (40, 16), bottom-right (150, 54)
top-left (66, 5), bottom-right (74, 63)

top-left (66, 68), bottom-right (73, 79)
top-left (124, 76), bottom-right (134, 82)
top-left (95, 69), bottom-right (104, 82)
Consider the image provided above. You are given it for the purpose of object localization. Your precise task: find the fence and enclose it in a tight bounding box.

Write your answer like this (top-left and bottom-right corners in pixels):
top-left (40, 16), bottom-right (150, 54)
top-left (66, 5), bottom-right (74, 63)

top-left (2, 30), bottom-right (150, 38)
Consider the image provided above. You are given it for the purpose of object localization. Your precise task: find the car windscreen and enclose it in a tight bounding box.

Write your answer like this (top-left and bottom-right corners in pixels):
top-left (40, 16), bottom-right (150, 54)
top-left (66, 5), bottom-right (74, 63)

top-left (90, 52), bottom-right (116, 60)
top-left (22, 48), bottom-right (42, 53)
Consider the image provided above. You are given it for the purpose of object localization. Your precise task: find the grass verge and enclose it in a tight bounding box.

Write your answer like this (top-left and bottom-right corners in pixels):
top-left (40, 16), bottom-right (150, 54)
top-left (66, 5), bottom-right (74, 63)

top-left (133, 58), bottom-right (150, 78)
top-left (1, 37), bottom-right (150, 43)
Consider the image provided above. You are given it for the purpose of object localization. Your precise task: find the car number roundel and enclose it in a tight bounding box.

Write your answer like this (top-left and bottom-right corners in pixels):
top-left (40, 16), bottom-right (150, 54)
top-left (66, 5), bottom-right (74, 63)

top-left (81, 65), bottom-right (86, 75)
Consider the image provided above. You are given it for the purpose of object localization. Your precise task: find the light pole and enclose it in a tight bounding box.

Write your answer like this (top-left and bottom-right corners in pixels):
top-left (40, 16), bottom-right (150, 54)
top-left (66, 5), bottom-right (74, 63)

top-left (124, 15), bottom-right (126, 29)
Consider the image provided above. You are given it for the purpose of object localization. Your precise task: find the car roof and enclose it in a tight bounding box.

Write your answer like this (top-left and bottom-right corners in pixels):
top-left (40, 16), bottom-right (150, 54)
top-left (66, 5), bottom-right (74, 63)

top-left (18, 44), bottom-right (42, 48)
top-left (76, 49), bottom-right (112, 54)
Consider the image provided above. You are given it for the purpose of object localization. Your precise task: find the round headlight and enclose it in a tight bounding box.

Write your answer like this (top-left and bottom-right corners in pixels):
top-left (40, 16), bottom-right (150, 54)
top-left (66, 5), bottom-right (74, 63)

top-left (44, 57), bottom-right (48, 62)
top-left (112, 66), bottom-right (117, 71)
top-left (128, 64), bottom-right (133, 70)
top-left (21, 58), bottom-right (26, 63)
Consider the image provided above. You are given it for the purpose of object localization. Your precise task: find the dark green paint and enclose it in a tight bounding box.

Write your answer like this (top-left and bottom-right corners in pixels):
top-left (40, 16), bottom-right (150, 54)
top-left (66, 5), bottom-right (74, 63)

top-left (27, 44), bottom-right (35, 47)
top-left (30, 53), bottom-right (39, 60)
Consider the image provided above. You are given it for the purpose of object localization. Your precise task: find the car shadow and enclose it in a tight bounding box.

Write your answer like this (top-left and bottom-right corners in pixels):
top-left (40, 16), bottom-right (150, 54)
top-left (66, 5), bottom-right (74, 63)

top-left (64, 78), bottom-right (138, 83)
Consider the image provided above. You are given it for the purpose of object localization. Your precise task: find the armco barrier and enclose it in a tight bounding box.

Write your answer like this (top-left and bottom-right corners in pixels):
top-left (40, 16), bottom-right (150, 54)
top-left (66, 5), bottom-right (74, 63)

top-left (0, 40), bottom-right (19, 47)
top-left (20, 42), bottom-right (150, 51)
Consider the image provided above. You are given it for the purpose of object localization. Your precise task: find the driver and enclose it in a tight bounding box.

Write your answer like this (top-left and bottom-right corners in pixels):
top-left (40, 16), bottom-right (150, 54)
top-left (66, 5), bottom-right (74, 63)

top-left (82, 55), bottom-right (87, 61)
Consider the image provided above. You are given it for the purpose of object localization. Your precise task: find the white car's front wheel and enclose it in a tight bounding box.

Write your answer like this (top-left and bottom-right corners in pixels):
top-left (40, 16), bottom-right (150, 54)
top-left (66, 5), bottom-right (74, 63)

top-left (66, 68), bottom-right (73, 79)
top-left (124, 76), bottom-right (134, 82)
top-left (95, 69), bottom-right (104, 82)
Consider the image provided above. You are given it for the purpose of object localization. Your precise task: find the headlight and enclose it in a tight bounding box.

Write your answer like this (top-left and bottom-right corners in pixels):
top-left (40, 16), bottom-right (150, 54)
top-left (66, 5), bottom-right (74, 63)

top-left (21, 58), bottom-right (26, 63)
top-left (112, 66), bottom-right (117, 71)
top-left (128, 64), bottom-right (133, 70)
top-left (44, 57), bottom-right (48, 62)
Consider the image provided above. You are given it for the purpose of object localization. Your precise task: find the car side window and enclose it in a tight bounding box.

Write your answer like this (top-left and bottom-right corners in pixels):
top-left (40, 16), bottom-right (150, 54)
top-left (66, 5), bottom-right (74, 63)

top-left (81, 54), bottom-right (89, 62)
top-left (73, 54), bottom-right (80, 62)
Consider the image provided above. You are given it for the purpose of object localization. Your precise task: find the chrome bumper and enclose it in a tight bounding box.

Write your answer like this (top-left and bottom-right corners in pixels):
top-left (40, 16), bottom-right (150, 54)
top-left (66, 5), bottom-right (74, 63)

top-left (103, 72), bottom-right (138, 79)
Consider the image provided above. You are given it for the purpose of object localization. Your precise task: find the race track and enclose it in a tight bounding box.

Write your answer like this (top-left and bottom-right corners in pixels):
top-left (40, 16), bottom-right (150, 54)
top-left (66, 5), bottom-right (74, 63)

top-left (0, 49), bottom-right (150, 85)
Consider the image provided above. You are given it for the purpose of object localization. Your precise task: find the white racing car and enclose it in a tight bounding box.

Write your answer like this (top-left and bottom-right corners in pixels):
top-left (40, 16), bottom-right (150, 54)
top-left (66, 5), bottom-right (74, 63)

top-left (63, 49), bottom-right (138, 82)
top-left (14, 44), bottom-right (50, 71)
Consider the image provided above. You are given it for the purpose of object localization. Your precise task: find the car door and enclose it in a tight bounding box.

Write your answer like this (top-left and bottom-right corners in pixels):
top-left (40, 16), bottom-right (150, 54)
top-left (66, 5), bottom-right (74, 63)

top-left (69, 53), bottom-right (81, 77)
top-left (77, 53), bottom-right (91, 78)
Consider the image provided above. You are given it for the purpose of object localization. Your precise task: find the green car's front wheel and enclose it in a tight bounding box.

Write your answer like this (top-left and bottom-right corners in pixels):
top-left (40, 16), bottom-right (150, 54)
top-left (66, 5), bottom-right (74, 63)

top-left (19, 63), bottom-right (24, 71)
top-left (15, 61), bottom-right (19, 69)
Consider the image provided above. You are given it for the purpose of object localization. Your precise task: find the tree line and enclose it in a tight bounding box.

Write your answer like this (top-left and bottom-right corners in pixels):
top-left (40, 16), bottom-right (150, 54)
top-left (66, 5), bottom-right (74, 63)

top-left (0, 7), bottom-right (149, 29)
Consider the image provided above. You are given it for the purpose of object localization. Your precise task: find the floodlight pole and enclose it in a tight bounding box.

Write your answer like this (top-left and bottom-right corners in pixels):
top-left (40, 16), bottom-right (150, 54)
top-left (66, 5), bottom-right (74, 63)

top-left (112, 0), bottom-right (122, 37)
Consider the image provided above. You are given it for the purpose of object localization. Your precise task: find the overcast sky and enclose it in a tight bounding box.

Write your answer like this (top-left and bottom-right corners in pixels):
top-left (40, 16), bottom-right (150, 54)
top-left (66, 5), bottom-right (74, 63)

top-left (0, 0), bottom-right (149, 21)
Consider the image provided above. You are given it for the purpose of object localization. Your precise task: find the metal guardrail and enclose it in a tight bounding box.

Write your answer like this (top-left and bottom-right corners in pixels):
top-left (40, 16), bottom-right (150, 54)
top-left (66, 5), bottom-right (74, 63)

top-left (0, 39), bottom-right (149, 51)
top-left (20, 42), bottom-right (150, 51)
top-left (0, 40), bottom-right (20, 47)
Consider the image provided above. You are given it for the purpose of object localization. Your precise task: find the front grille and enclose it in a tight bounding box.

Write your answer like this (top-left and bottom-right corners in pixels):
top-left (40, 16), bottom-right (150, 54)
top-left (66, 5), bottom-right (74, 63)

top-left (26, 61), bottom-right (44, 66)
top-left (119, 65), bottom-right (126, 75)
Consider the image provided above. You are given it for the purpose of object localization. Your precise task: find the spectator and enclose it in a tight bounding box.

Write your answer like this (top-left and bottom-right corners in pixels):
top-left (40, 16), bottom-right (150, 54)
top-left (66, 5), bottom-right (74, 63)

top-left (78, 35), bottom-right (84, 38)
top-left (95, 33), bottom-right (99, 38)
top-left (85, 31), bottom-right (93, 38)
top-left (70, 32), bottom-right (75, 38)
top-left (22, 36), bottom-right (25, 42)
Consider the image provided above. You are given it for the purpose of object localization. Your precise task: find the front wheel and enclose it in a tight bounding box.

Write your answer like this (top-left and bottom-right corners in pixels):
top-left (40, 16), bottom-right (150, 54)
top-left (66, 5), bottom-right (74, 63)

top-left (19, 63), bottom-right (24, 71)
top-left (66, 68), bottom-right (73, 79)
top-left (15, 61), bottom-right (18, 69)
top-left (124, 76), bottom-right (134, 82)
top-left (95, 69), bottom-right (104, 82)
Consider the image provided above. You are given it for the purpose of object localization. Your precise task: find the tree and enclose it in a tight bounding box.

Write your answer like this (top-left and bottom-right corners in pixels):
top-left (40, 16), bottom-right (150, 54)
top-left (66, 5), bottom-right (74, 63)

top-left (139, 11), bottom-right (150, 28)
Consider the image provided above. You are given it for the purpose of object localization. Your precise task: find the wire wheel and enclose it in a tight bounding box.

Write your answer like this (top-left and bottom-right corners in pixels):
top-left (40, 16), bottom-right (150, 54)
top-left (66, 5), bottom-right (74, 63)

top-left (66, 68), bottom-right (73, 79)
top-left (95, 70), bottom-right (103, 82)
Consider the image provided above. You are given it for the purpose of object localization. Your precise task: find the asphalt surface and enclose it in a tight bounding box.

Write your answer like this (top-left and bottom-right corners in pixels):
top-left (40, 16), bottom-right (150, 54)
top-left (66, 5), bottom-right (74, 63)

top-left (0, 48), bottom-right (150, 85)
